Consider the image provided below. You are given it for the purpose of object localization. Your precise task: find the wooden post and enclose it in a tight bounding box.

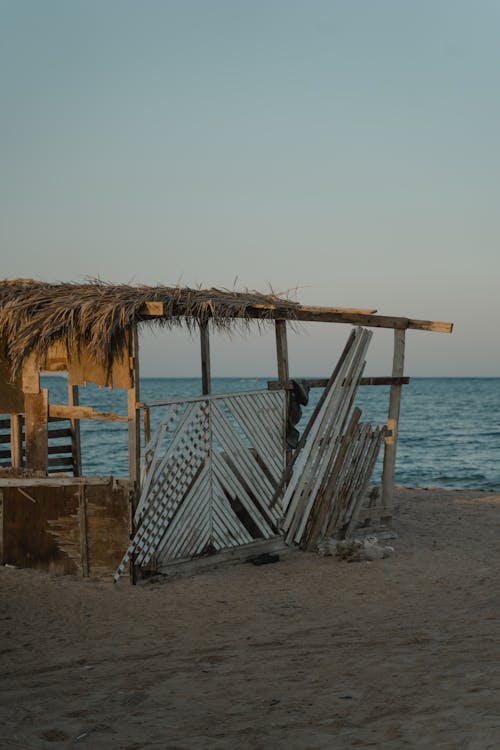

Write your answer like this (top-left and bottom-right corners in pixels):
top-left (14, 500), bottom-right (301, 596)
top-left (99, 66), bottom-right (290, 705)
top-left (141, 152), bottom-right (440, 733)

top-left (78, 483), bottom-right (90, 577)
top-left (9, 414), bottom-right (23, 468)
top-left (128, 325), bottom-right (141, 510)
top-left (275, 319), bottom-right (290, 463)
top-left (25, 389), bottom-right (49, 473)
top-left (381, 329), bottom-right (406, 512)
top-left (275, 320), bottom-right (289, 385)
top-left (68, 384), bottom-right (82, 476)
top-left (200, 321), bottom-right (211, 395)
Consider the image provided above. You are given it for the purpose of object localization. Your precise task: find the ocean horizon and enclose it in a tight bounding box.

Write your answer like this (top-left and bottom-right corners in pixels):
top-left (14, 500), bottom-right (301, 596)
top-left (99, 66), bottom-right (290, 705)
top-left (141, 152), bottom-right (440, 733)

top-left (41, 376), bottom-right (500, 491)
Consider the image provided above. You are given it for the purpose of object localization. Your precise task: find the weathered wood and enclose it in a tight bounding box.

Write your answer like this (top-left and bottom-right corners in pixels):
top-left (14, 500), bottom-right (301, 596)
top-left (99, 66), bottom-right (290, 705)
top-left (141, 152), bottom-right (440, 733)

top-left (275, 320), bottom-right (289, 386)
top-left (10, 414), bottom-right (23, 468)
top-left (138, 300), bottom-right (452, 333)
top-left (283, 329), bottom-right (372, 544)
top-left (268, 376), bottom-right (410, 389)
top-left (143, 406), bottom-right (151, 447)
top-left (345, 425), bottom-right (387, 537)
top-left (0, 478), bottom-right (131, 576)
top-left (68, 384), bottom-right (82, 476)
top-left (381, 329), bottom-right (406, 512)
top-left (303, 406), bottom-right (362, 548)
top-left (128, 324), bottom-right (141, 516)
top-left (269, 329), bottom-right (358, 510)
top-left (200, 321), bottom-right (211, 395)
top-left (48, 404), bottom-right (127, 422)
top-left (116, 390), bottom-right (286, 581)
top-left (155, 536), bottom-right (291, 581)
top-left (239, 308), bottom-right (452, 332)
top-left (21, 353), bottom-right (40, 394)
top-left (78, 484), bottom-right (89, 577)
top-left (25, 389), bottom-right (48, 472)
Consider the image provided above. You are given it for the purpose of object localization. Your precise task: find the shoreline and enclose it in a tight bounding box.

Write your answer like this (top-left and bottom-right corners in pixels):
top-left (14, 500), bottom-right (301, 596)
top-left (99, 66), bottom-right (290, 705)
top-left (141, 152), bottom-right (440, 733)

top-left (1, 487), bottom-right (500, 749)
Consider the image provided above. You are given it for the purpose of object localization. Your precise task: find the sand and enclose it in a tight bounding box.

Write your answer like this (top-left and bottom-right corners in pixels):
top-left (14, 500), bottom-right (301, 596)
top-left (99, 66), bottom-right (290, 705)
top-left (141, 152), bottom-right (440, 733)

top-left (1, 487), bottom-right (500, 750)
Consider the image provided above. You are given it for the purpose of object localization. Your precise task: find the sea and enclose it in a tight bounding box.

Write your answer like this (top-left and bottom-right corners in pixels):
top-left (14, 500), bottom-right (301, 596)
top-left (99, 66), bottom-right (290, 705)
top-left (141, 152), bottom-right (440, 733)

top-left (41, 376), bottom-right (500, 491)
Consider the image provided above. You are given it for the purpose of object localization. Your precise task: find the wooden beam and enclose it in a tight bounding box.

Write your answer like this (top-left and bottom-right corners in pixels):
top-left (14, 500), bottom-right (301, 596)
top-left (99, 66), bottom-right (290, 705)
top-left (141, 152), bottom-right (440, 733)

top-left (25, 389), bottom-right (48, 473)
top-left (138, 300), bottom-right (452, 333)
top-left (9, 414), bottom-right (23, 468)
top-left (381, 329), bottom-right (406, 512)
top-left (200, 321), bottom-right (211, 395)
top-left (268, 376), bottom-right (410, 390)
top-left (48, 405), bottom-right (127, 422)
top-left (68, 384), bottom-right (82, 477)
top-left (128, 324), bottom-right (141, 549)
top-left (275, 320), bottom-right (289, 386)
top-left (141, 300), bottom-right (164, 316)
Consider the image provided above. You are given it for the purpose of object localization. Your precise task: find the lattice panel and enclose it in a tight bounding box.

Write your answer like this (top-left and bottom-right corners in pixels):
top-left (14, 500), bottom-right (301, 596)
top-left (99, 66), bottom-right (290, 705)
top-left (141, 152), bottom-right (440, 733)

top-left (115, 390), bottom-right (286, 581)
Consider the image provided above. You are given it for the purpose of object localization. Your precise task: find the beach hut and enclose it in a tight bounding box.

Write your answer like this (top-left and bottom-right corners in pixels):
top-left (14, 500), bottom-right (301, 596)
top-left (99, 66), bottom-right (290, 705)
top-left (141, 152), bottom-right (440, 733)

top-left (0, 279), bottom-right (452, 579)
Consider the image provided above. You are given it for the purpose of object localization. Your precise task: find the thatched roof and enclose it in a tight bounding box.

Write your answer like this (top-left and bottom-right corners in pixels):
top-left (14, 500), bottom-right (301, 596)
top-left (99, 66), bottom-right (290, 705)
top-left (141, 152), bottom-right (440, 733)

top-left (0, 279), bottom-right (300, 376)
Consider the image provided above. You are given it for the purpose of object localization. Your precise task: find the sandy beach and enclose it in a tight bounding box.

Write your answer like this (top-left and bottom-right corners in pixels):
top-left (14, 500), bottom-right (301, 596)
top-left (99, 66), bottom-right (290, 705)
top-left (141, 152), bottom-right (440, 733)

top-left (1, 486), bottom-right (500, 750)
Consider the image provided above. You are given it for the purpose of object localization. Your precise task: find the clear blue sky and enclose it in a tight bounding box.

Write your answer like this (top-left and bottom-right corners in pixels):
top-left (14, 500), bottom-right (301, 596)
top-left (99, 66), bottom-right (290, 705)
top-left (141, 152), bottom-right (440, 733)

top-left (1, 0), bottom-right (499, 377)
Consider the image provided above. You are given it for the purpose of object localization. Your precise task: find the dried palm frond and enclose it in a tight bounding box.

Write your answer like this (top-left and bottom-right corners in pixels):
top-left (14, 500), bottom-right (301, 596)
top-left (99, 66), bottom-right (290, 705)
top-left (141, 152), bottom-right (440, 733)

top-left (0, 279), bottom-right (299, 377)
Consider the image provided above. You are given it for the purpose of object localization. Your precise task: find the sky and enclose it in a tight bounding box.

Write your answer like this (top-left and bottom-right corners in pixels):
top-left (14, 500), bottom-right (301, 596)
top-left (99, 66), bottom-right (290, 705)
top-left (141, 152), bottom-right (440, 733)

top-left (1, 0), bottom-right (499, 377)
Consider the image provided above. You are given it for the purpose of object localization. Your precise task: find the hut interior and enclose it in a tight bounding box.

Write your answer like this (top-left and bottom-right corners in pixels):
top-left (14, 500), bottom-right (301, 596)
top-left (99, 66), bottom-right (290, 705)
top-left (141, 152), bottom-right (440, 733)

top-left (0, 280), bottom-right (453, 580)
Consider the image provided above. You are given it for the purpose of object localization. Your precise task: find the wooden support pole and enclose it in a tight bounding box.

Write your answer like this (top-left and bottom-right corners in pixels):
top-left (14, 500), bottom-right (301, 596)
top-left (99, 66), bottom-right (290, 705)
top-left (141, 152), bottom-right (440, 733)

top-left (381, 329), bottom-right (406, 511)
top-left (275, 320), bottom-right (290, 386)
top-left (200, 321), bottom-right (211, 395)
top-left (25, 389), bottom-right (49, 473)
top-left (68, 384), bottom-right (82, 477)
top-left (128, 325), bottom-right (141, 512)
top-left (9, 414), bottom-right (23, 468)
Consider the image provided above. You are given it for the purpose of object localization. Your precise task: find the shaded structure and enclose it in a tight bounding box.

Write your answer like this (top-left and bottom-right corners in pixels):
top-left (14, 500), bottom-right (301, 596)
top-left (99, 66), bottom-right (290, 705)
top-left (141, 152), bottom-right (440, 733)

top-left (0, 279), bottom-right (452, 579)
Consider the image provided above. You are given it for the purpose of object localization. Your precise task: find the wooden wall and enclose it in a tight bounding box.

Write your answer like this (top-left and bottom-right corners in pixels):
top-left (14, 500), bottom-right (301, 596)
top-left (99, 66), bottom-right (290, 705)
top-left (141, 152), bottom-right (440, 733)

top-left (0, 477), bottom-right (131, 577)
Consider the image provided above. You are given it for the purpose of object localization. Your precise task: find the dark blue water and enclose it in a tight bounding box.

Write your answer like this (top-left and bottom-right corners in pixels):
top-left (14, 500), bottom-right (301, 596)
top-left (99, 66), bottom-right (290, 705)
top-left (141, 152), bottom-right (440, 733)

top-left (41, 377), bottom-right (500, 490)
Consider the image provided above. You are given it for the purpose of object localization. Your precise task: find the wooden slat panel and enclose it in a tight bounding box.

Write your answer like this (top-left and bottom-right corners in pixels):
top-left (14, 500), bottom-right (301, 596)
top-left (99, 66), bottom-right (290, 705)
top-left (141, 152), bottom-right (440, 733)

top-left (115, 389), bottom-right (287, 580)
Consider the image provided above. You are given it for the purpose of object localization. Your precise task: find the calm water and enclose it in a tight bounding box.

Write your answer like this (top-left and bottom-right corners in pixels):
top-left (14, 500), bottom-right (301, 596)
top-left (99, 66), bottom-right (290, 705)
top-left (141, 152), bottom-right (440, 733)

top-left (41, 376), bottom-right (500, 490)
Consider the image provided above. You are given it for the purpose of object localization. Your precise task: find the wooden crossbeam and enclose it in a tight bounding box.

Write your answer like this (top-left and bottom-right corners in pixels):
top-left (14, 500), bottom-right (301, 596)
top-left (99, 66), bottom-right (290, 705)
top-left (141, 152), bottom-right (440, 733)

top-left (139, 301), bottom-right (452, 333)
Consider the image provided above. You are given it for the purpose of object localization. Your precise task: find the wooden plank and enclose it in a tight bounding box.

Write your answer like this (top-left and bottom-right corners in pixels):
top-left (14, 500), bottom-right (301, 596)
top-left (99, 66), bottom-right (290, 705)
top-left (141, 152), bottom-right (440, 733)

top-left (48, 457), bottom-right (74, 468)
top-left (200, 321), bottom-right (211, 395)
top-left (0, 489), bottom-right (3, 562)
top-left (239, 307), bottom-right (453, 332)
top-left (78, 484), bottom-right (89, 577)
top-left (0, 476), bottom-right (118, 487)
top-left (269, 328), bottom-right (358, 510)
top-left (142, 300), bottom-right (164, 316)
top-left (85, 479), bottom-right (131, 578)
top-left (46, 427), bottom-right (73, 439)
top-left (10, 415), bottom-right (23, 468)
top-left (47, 445), bottom-right (73, 455)
top-left (25, 389), bottom-right (48, 472)
top-left (1, 484), bottom-right (80, 574)
top-left (128, 325), bottom-right (141, 513)
top-left (381, 329), bottom-right (406, 512)
top-left (285, 331), bottom-right (371, 543)
top-left (281, 328), bottom-right (371, 538)
top-left (49, 404), bottom-right (127, 422)
top-left (268, 376), bottom-right (410, 390)
top-left (68, 383), bottom-right (82, 476)
top-left (275, 320), bottom-right (289, 385)
top-left (21, 353), bottom-right (40, 394)
top-left (303, 406), bottom-right (362, 548)
top-left (139, 301), bottom-right (452, 332)
top-left (156, 537), bottom-right (290, 580)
